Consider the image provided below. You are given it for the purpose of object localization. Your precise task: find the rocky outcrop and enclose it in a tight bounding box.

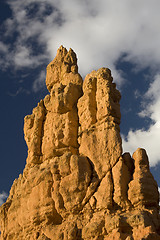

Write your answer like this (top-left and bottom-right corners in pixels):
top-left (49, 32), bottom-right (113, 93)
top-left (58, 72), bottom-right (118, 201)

top-left (0, 46), bottom-right (160, 240)
top-left (78, 68), bottom-right (122, 179)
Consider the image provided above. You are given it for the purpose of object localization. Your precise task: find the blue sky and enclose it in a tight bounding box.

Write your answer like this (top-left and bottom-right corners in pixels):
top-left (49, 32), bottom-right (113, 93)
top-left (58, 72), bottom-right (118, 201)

top-left (1, 0), bottom-right (160, 204)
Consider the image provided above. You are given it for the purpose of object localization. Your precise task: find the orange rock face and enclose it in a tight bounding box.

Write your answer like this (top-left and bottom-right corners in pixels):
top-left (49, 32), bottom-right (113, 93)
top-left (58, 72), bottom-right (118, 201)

top-left (0, 46), bottom-right (160, 240)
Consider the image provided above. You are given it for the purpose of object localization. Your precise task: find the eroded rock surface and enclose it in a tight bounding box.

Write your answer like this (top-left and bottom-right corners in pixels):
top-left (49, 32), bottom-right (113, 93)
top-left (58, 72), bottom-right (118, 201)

top-left (0, 46), bottom-right (160, 240)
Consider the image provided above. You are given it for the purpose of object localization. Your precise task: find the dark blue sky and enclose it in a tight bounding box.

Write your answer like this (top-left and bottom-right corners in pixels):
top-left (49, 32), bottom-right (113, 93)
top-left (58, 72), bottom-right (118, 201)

top-left (0, 0), bottom-right (160, 202)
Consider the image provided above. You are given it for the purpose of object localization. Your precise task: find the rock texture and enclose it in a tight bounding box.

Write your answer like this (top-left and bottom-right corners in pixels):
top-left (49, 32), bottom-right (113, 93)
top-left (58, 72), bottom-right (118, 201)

top-left (0, 46), bottom-right (160, 240)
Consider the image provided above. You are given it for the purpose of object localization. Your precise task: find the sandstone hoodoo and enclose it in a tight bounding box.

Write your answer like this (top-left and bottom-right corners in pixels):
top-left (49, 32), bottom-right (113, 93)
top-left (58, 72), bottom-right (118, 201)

top-left (0, 46), bottom-right (160, 240)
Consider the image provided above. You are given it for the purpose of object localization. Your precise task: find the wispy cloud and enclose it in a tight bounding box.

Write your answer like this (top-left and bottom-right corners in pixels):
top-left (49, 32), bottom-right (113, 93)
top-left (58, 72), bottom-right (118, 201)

top-left (0, 192), bottom-right (8, 206)
top-left (7, 87), bottom-right (30, 97)
top-left (122, 74), bottom-right (160, 166)
top-left (32, 70), bottom-right (46, 92)
top-left (0, 42), bottom-right (8, 53)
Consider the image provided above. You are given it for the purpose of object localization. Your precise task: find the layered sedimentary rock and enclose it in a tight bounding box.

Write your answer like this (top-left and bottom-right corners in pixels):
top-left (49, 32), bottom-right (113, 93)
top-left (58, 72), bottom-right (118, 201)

top-left (0, 46), bottom-right (160, 240)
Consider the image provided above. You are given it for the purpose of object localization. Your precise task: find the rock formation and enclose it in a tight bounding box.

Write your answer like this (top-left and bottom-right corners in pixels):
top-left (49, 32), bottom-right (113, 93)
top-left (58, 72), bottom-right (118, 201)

top-left (0, 46), bottom-right (160, 240)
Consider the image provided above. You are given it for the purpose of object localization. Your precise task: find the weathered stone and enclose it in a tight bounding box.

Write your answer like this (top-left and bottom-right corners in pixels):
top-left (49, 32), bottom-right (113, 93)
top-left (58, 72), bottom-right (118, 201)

top-left (112, 156), bottom-right (132, 209)
top-left (50, 153), bottom-right (92, 216)
top-left (128, 148), bottom-right (159, 209)
top-left (94, 171), bottom-right (113, 210)
top-left (78, 68), bottom-right (122, 178)
top-left (0, 46), bottom-right (160, 240)
top-left (46, 45), bottom-right (82, 92)
top-left (24, 100), bottom-right (45, 164)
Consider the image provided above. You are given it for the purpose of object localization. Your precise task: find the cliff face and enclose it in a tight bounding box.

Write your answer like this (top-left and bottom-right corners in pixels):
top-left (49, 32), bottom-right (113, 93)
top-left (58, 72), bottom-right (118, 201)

top-left (0, 46), bottom-right (160, 240)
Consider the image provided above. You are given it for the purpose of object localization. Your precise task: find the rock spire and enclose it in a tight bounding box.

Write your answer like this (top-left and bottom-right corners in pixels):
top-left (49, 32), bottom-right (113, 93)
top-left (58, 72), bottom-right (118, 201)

top-left (0, 46), bottom-right (160, 240)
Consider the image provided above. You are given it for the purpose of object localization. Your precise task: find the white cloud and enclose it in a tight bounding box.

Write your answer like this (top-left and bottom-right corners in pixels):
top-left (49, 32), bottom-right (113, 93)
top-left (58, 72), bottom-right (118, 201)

top-left (13, 46), bottom-right (47, 69)
top-left (0, 192), bottom-right (8, 206)
top-left (32, 70), bottom-right (46, 92)
top-left (122, 74), bottom-right (160, 166)
top-left (14, 46), bottom-right (33, 67)
top-left (0, 42), bottom-right (8, 53)
top-left (1, 0), bottom-right (160, 91)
